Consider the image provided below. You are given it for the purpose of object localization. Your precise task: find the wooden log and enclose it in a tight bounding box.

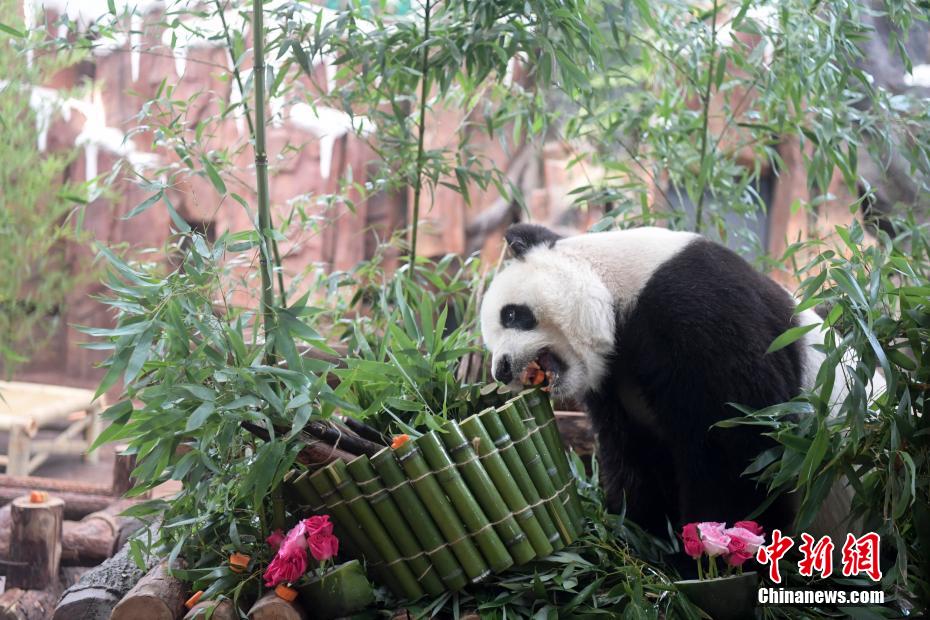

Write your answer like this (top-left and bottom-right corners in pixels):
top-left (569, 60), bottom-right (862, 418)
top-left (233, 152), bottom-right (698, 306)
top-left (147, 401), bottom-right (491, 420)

top-left (0, 500), bottom-right (142, 568)
top-left (0, 585), bottom-right (63, 620)
top-left (110, 561), bottom-right (186, 620)
top-left (8, 495), bottom-right (64, 590)
top-left (0, 474), bottom-right (112, 496)
top-left (111, 449), bottom-right (137, 496)
top-left (183, 599), bottom-right (236, 620)
top-left (248, 592), bottom-right (308, 619)
top-left (0, 488), bottom-right (114, 520)
top-left (53, 528), bottom-right (159, 620)
top-left (60, 499), bottom-right (142, 566)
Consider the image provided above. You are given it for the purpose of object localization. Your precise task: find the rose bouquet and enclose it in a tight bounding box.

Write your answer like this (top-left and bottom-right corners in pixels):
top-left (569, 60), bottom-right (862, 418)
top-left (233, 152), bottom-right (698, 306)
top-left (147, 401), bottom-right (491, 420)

top-left (264, 514), bottom-right (373, 617)
top-left (680, 520), bottom-right (765, 579)
top-left (264, 515), bottom-right (340, 600)
top-left (676, 521), bottom-right (765, 620)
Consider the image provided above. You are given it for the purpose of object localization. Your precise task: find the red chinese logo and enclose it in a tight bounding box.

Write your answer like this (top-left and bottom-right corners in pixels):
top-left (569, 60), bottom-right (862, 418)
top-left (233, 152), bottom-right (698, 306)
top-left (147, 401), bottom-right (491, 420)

top-left (755, 529), bottom-right (794, 583)
top-left (798, 533), bottom-right (834, 578)
top-left (754, 531), bottom-right (882, 584)
top-left (841, 533), bottom-right (882, 582)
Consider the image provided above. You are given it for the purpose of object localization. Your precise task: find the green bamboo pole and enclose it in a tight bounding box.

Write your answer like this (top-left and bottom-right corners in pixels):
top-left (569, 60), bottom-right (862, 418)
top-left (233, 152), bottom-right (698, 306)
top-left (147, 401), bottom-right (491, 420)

top-left (392, 439), bottom-right (494, 582)
top-left (459, 414), bottom-right (554, 558)
top-left (477, 407), bottom-right (563, 551)
top-left (369, 448), bottom-right (469, 591)
top-left (413, 434), bottom-right (514, 574)
top-left (250, 0), bottom-right (276, 344)
top-left (516, 391), bottom-right (585, 528)
top-left (345, 456), bottom-right (445, 596)
top-left (439, 421), bottom-right (536, 565)
top-left (308, 468), bottom-right (405, 596)
top-left (514, 399), bottom-right (584, 534)
top-left (287, 469), bottom-right (325, 511)
top-left (326, 460), bottom-right (425, 600)
top-left (498, 401), bottom-right (577, 544)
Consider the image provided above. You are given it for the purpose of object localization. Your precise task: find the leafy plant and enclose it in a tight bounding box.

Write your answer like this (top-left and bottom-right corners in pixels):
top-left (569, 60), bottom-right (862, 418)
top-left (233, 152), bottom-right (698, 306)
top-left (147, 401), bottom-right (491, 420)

top-left (733, 217), bottom-right (930, 614)
top-left (0, 1), bottom-right (92, 374)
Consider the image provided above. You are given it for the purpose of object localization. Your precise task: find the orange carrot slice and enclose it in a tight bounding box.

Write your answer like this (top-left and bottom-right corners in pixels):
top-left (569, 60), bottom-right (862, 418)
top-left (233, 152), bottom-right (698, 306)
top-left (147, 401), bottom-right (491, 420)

top-left (275, 584), bottom-right (298, 602)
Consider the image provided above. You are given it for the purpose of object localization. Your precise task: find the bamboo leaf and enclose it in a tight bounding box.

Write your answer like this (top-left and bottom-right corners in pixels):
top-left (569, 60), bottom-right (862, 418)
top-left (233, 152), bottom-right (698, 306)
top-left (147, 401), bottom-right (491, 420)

top-left (200, 155), bottom-right (227, 195)
top-left (766, 323), bottom-right (817, 354)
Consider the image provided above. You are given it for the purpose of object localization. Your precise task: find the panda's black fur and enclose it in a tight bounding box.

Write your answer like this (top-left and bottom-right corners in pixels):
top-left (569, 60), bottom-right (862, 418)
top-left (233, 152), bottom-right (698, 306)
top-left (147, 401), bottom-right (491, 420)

top-left (587, 238), bottom-right (802, 535)
top-left (503, 224), bottom-right (805, 536)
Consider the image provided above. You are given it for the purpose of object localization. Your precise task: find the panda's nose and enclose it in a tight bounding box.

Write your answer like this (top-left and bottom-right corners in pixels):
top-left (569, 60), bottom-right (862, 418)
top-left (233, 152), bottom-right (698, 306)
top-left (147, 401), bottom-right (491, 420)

top-left (494, 356), bottom-right (513, 384)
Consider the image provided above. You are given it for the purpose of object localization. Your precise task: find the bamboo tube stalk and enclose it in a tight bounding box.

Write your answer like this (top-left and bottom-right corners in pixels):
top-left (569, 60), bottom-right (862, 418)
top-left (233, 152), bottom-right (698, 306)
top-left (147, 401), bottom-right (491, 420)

top-left (519, 391), bottom-right (584, 526)
top-left (439, 422), bottom-right (536, 565)
top-left (345, 456), bottom-right (446, 596)
top-left (325, 460), bottom-right (425, 600)
top-left (413, 434), bottom-right (513, 574)
top-left (513, 397), bottom-right (584, 530)
top-left (369, 449), bottom-right (470, 592)
top-left (477, 408), bottom-right (563, 552)
top-left (498, 402), bottom-right (577, 544)
top-left (323, 461), bottom-right (424, 600)
top-left (392, 441), bottom-right (492, 583)
top-left (459, 414), bottom-right (554, 558)
top-left (307, 469), bottom-right (404, 596)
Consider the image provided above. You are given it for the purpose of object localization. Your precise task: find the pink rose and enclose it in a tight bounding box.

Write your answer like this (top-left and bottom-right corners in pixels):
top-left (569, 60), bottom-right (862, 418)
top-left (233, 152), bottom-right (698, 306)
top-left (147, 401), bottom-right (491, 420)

top-left (303, 515), bottom-right (334, 538)
top-left (263, 523), bottom-right (309, 587)
top-left (309, 533), bottom-right (339, 562)
top-left (734, 520), bottom-right (764, 536)
top-left (725, 526), bottom-right (765, 555)
top-left (305, 515), bottom-right (339, 562)
top-left (266, 528), bottom-right (285, 551)
top-left (697, 522), bottom-right (731, 557)
top-left (263, 530), bottom-right (308, 587)
top-left (680, 523), bottom-right (704, 559)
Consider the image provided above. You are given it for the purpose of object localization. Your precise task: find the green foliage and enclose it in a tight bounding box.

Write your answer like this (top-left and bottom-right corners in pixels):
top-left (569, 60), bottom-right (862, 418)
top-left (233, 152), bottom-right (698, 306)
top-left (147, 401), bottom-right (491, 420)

top-left (332, 255), bottom-right (485, 433)
top-left (82, 232), bottom-right (351, 604)
top-left (0, 0), bottom-right (91, 373)
top-left (733, 217), bottom-right (930, 612)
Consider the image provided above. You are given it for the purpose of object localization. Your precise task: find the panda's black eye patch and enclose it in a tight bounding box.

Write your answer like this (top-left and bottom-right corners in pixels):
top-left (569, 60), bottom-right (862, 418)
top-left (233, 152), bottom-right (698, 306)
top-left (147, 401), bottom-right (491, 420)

top-left (501, 304), bottom-right (537, 330)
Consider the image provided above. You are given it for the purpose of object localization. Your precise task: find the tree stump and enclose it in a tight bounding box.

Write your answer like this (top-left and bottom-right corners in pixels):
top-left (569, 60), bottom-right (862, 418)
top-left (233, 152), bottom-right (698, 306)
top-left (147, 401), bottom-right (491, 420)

top-left (111, 447), bottom-right (139, 497)
top-left (248, 592), bottom-right (308, 619)
top-left (8, 494), bottom-right (64, 590)
top-left (110, 561), bottom-right (186, 620)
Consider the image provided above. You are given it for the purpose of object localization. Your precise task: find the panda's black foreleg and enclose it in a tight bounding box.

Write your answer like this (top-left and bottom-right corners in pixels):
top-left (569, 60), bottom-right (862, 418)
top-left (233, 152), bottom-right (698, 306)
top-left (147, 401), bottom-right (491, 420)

top-left (592, 410), bottom-right (678, 536)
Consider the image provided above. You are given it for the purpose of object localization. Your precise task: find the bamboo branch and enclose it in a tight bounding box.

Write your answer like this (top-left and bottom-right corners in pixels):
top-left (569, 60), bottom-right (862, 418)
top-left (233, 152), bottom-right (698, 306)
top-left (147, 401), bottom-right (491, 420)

top-left (694, 0), bottom-right (719, 234)
top-left (408, 0), bottom-right (432, 275)
top-left (251, 0), bottom-right (278, 343)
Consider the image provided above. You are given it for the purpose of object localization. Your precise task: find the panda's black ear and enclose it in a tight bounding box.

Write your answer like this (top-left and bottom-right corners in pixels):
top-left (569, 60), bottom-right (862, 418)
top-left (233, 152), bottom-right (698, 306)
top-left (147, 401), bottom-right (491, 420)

top-left (504, 224), bottom-right (562, 259)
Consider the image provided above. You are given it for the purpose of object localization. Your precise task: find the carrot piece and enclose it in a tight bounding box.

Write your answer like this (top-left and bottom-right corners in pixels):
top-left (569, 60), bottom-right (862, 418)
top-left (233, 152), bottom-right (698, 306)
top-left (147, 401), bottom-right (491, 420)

top-left (29, 490), bottom-right (48, 503)
top-left (275, 583), bottom-right (298, 602)
top-left (391, 434), bottom-right (410, 449)
top-left (229, 552), bottom-right (250, 573)
top-left (184, 590), bottom-right (203, 609)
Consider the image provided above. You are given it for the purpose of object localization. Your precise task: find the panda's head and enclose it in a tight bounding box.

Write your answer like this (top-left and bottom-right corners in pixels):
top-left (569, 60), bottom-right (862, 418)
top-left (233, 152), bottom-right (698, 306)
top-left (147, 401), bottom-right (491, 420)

top-left (480, 224), bottom-right (617, 400)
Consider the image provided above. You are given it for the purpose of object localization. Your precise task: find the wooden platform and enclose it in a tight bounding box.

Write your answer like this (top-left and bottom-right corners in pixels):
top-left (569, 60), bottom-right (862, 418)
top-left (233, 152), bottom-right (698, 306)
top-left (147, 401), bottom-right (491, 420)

top-left (0, 381), bottom-right (103, 476)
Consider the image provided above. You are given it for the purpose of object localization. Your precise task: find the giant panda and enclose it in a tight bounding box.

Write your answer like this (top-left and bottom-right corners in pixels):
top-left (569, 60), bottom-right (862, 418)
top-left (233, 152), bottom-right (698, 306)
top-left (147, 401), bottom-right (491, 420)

top-left (479, 223), bottom-right (835, 537)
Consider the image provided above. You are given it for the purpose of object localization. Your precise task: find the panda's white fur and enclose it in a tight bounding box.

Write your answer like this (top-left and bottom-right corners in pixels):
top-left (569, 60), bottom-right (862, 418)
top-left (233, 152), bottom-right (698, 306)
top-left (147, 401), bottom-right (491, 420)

top-left (480, 223), bottom-right (875, 544)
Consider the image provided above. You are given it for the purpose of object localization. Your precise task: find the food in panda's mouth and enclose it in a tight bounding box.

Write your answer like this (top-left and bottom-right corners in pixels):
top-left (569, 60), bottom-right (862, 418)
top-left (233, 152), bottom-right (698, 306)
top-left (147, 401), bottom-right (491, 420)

top-left (519, 351), bottom-right (560, 392)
